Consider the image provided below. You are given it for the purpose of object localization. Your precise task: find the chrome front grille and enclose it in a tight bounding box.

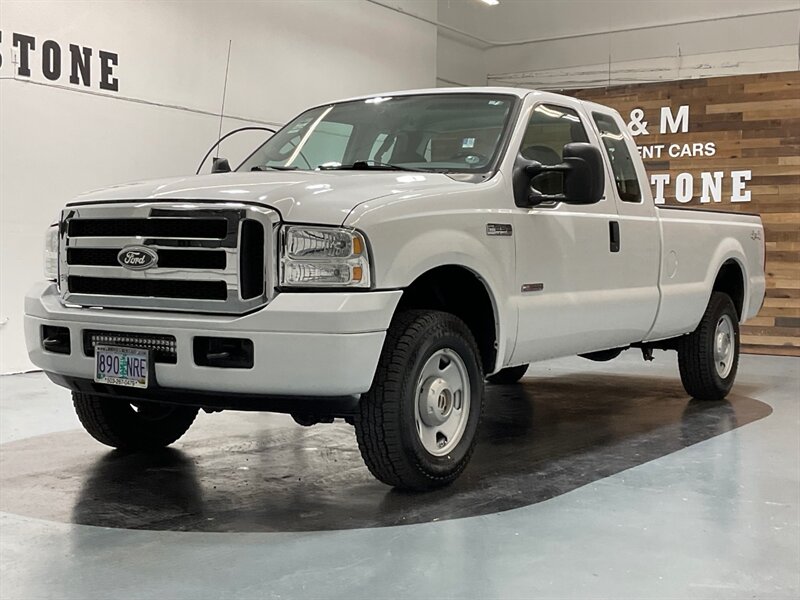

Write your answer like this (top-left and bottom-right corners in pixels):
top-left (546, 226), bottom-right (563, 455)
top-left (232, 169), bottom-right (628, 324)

top-left (58, 202), bottom-right (279, 313)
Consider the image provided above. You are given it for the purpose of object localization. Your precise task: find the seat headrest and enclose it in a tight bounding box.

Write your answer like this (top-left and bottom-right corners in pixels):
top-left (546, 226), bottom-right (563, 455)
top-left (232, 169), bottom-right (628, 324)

top-left (521, 145), bottom-right (561, 165)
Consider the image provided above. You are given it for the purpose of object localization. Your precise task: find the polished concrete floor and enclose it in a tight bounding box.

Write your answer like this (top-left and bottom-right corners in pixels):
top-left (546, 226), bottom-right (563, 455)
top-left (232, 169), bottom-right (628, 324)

top-left (0, 352), bottom-right (798, 599)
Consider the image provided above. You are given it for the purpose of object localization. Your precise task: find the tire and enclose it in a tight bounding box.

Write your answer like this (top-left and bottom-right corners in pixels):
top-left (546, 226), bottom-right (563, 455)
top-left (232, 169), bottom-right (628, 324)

top-left (486, 364), bottom-right (529, 385)
top-left (354, 310), bottom-right (484, 491)
top-left (678, 292), bottom-right (740, 401)
top-left (73, 392), bottom-right (198, 450)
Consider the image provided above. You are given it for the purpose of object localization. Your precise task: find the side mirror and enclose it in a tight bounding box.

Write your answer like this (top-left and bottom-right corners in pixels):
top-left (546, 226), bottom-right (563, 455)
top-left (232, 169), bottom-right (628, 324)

top-left (561, 142), bottom-right (604, 205)
top-left (211, 157), bottom-right (231, 173)
top-left (513, 142), bottom-right (604, 207)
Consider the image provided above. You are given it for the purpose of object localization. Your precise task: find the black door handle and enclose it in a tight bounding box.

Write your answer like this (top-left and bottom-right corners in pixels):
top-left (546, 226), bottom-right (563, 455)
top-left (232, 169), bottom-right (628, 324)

top-left (609, 221), bottom-right (620, 252)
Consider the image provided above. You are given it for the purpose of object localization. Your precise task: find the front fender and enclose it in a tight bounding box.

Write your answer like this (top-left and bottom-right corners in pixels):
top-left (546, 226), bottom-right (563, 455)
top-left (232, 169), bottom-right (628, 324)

top-left (346, 182), bottom-right (517, 370)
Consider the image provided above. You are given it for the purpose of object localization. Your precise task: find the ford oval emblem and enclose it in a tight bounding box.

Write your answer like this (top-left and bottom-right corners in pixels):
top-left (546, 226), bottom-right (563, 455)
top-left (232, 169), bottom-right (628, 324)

top-left (117, 246), bottom-right (158, 271)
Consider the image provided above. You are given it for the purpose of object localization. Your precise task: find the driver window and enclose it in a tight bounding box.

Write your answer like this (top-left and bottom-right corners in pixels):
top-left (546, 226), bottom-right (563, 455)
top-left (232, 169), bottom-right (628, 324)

top-left (521, 104), bottom-right (589, 195)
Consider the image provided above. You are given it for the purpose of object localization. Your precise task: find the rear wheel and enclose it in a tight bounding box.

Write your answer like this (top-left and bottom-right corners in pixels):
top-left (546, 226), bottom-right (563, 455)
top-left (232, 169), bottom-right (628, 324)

top-left (486, 364), bottom-right (529, 385)
top-left (354, 310), bottom-right (484, 490)
top-left (73, 392), bottom-right (198, 450)
top-left (678, 292), bottom-right (740, 401)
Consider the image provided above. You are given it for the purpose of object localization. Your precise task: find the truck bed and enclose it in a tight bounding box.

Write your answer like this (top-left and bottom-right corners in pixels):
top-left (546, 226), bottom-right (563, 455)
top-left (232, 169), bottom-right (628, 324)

top-left (645, 207), bottom-right (766, 342)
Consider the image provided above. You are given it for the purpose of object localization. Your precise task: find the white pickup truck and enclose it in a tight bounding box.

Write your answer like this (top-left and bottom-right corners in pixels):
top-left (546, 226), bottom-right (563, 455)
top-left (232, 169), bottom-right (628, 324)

top-left (26, 87), bottom-right (766, 490)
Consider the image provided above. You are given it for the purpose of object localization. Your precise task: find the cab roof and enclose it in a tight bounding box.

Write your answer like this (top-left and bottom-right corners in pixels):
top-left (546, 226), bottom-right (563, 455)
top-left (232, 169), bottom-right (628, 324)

top-left (327, 86), bottom-right (603, 113)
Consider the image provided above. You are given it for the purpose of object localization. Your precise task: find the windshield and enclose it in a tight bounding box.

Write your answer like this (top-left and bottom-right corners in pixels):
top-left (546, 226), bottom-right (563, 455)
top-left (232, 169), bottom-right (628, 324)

top-left (238, 93), bottom-right (517, 174)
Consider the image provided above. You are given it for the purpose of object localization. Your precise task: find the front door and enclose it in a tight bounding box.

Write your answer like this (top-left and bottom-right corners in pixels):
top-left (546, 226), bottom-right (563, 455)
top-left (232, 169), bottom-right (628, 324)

top-left (510, 102), bottom-right (651, 363)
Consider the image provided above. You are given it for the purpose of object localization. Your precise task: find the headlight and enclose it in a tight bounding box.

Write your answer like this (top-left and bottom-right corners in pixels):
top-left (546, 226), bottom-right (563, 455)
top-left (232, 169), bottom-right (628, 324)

top-left (280, 225), bottom-right (370, 288)
top-left (43, 224), bottom-right (59, 280)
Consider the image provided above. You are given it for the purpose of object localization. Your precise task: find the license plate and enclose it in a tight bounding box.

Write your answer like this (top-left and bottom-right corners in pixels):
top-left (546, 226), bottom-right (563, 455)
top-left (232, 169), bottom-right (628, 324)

top-left (94, 345), bottom-right (149, 388)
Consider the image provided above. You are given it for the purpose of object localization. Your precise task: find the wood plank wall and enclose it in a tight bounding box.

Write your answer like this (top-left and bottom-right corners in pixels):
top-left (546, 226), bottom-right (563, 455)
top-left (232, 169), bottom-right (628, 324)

top-left (566, 71), bottom-right (800, 357)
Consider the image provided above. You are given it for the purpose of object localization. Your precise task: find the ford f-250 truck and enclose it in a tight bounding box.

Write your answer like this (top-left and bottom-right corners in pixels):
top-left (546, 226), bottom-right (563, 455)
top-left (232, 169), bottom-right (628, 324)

top-left (26, 88), bottom-right (766, 490)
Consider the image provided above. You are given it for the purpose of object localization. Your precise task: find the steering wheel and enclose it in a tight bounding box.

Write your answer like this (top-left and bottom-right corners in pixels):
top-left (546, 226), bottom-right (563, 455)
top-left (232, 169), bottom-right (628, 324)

top-left (448, 149), bottom-right (489, 166)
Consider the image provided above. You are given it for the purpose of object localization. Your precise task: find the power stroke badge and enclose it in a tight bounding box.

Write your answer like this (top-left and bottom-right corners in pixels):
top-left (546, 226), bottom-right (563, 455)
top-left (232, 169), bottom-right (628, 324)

top-left (486, 223), bottom-right (513, 237)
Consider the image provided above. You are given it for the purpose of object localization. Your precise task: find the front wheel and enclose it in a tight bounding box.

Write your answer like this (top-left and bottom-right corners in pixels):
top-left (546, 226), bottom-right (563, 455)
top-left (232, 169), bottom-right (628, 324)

top-left (73, 392), bottom-right (198, 450)
top-left (354, 310), bottom-right (484, 490)
top-left (678, 292), bottom-right (740, 401)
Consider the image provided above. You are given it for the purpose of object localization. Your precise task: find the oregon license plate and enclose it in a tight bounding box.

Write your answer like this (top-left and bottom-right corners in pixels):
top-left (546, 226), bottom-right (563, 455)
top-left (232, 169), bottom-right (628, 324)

top-left (94, 345), bottom-right (149, 388)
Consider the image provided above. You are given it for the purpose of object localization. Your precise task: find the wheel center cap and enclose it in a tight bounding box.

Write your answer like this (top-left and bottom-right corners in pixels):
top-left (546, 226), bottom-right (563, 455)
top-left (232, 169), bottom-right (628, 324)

top-left (420, 377), bottom-right (452, 426)
top-left (717, 332), bottom-right (730, 356)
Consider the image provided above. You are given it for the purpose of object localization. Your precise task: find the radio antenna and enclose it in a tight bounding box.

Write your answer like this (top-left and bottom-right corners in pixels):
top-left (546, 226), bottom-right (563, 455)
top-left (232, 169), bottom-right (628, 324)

top-left (215, 39), bottom-right (233, 160)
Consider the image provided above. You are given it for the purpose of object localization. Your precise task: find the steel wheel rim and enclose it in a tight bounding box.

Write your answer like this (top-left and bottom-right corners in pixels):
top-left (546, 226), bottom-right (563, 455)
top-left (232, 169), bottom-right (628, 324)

top-left (713, 314), bottom-right (735, 379)
top-left (414, 348), bottom-right (471, 456)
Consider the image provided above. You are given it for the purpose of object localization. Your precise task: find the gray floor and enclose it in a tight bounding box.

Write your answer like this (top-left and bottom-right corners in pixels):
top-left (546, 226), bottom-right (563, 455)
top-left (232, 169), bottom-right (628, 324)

top-left (1, 353), bottom-right (798, 600)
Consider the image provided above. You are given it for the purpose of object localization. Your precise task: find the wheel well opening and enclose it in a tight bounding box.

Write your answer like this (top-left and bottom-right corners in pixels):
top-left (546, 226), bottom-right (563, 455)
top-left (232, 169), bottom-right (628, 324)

top-left (397, 266), bottom-right (497, 373)
top-left (713, 260), bottom-right (745, 319)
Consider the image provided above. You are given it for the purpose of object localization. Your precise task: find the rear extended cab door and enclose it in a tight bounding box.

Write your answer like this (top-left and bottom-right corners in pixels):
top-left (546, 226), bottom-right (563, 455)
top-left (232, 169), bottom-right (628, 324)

top-left (587, 108), bottom-right (661, 341)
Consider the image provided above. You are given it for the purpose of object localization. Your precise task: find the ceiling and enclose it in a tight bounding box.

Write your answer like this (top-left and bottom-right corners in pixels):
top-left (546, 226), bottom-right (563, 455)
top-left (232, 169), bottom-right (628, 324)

top-left (435, 0), bottom-right (800, 45)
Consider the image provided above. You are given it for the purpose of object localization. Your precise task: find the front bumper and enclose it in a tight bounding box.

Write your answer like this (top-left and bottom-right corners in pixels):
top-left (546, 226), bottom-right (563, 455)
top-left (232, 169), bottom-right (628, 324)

top-left (25, 282), bottom-right (402, 398)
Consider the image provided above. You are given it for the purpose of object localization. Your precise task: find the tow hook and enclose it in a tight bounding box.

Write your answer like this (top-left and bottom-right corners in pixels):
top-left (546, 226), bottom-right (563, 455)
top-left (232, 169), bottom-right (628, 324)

top-left (641, 347), bottom-right (654, 361)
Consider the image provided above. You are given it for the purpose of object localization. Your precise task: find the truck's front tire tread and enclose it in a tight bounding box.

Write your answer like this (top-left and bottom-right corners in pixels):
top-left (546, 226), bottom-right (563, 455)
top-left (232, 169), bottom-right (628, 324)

top-left (73, 392), bottom-right (198, 450)
top-left (678, 292), bottom-right (740, 401)
top-left (355, 310), bottom-right (483, 490)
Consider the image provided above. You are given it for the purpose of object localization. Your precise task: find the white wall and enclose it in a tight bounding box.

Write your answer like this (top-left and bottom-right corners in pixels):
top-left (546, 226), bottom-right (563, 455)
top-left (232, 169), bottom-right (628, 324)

top-left (0, 0), bottom-right (437, 373)
top-left (2, 0), bottom-right (797, 373)
top-left (436, 35), bottom-right (486, 87)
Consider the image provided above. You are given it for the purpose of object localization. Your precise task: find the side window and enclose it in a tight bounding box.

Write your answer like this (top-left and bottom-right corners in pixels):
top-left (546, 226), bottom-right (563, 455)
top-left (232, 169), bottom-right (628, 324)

top-left (521, 104), bottom-right (589, 195)
top-left (592, 112), bottom-right (641, 202)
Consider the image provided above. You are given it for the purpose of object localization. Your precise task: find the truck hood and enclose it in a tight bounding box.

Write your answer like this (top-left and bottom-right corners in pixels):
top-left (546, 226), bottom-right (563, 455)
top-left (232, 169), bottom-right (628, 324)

top-left (68, 171), bottom-right (468, 225)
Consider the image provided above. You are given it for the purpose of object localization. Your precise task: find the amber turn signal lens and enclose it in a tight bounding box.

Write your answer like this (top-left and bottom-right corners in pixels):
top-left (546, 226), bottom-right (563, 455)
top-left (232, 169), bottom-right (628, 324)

top-left (352, 237), bottom-right (363, 255)
top-left (352, 266), bottom-right (363, 282)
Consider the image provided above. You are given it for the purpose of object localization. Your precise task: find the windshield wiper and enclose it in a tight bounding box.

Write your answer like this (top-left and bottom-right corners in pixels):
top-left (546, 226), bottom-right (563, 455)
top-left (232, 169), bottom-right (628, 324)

top-left (250, 165), bottom-right (299, 171)
top-left (318, 160), bottom-right (426, 172)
